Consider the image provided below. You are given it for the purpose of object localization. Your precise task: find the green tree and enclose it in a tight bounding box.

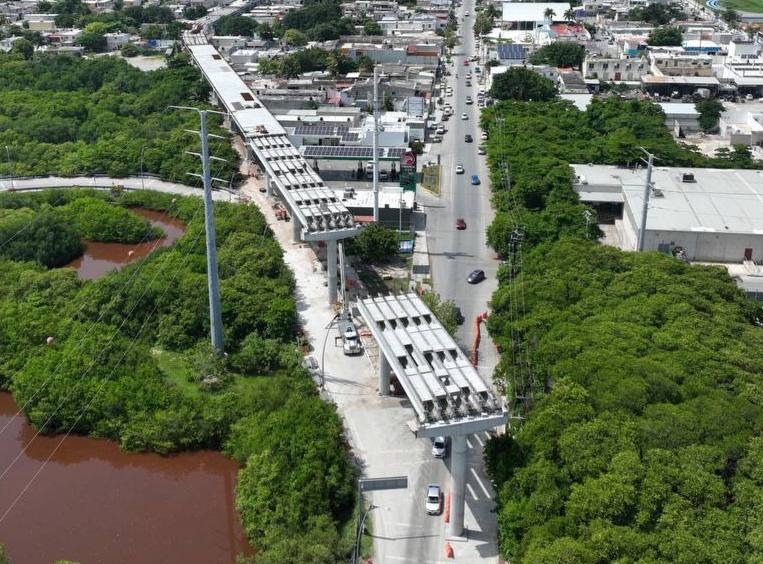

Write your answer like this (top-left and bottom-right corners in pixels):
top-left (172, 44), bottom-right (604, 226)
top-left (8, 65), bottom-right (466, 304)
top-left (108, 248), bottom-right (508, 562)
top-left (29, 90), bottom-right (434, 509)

top-left (722, 7), bottom-right (740, 26)
top-left (257, 22), bottom-right (274, 40)
top-left (11, 38), bottom-right (34, 59)
top-left (648, 26), bottom-right (682, 46)
top-left (363, 20), bottom-right (383, 35)
top-left (283, 28), bottom-right (308, 46)
top-left (420, 290), bottom-right (459, 335)
top-left (213, 14), bottom-right (257, 36)
top-left (490, 67), bottom-right (557, 101)
top-left (352, 223), bottom-right (398, 262)
top-left (76, 29), bottom-right (107, 51)
top-left (182, 4), bottom-right (207, 19)
top-left (529, 42), bottom-right (585, 69)
top-left (695, 98), bottom-right (724, 132)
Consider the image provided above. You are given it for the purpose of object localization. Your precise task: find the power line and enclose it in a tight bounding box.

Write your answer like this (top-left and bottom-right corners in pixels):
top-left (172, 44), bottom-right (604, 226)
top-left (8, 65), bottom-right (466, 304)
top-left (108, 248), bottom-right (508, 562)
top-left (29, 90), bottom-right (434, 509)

top-left (0, 214), bottom-right (206, 486)
top-left (0, 203), bottom-right (198, 440)
top-left (0, 222), bottom-right (205, 525)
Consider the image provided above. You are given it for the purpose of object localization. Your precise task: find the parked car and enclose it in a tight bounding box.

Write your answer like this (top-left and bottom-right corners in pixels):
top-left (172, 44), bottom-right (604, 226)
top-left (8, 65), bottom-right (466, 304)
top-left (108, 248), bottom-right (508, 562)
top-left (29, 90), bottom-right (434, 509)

top-left (464, 134), bottom-right (473, 142)
top-left (454, 306), bottom-right (465, 325)
top-left (456, 164), bottom-right (465, 174)
top-left (456, 218), bottom-right (467, 230)
top-left (480, 131), bottom-right (488, 140)
top-left (477, 145), bottom-right (486, 155)
top-left (432, 436), bottom-right (448, 458)
top-left (379, 169), bottom-right (389, 180)
top-left (425, 484), bottom-right (442, 515)
top-left (471, 174), bottom-right (480, 185)
top-left (467, 269), bottom-right (485, 284)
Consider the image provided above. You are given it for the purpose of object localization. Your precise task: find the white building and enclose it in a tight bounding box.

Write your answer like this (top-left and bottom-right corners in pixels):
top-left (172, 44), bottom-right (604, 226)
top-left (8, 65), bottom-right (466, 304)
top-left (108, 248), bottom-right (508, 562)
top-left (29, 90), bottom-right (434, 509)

top-left (719, 40), bottom-right (763, 95)
top-left (657, 102), bottom-right (701, 135)
top-left (501, 2), bottom-right (571, 29)
top-left (583, 55), bottom-right (646, 82)
top-left (572, 164), bottom-right (763, 262)
top-left (104, 32), bottom-right (131, 50)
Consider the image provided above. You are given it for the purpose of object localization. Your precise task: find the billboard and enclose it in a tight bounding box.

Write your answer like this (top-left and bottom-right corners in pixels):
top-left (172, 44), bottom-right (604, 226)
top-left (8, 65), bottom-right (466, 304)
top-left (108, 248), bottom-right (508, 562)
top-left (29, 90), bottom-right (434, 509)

top-left (399, 150), bottom-right (417, 192)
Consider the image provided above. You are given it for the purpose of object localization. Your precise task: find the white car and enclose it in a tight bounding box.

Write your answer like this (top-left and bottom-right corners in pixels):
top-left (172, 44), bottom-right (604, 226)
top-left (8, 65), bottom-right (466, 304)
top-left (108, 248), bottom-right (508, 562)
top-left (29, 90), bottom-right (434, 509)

top-left (432, 436), bottom-right (448, 457)
top-left (466, 97), bottom-right (473, 105)
top-left (425, 484), bottom-right (442, 515)
top-left (464, 10), bottom-right (470, 16)
top-left (455, 164), bottom-right (465, 174)
top-left (480, 131), bottom-right (488, 140)
top-left (461, 113), bottom-right (468, 120)
top-left (477, 145), bottom-right (486, 155)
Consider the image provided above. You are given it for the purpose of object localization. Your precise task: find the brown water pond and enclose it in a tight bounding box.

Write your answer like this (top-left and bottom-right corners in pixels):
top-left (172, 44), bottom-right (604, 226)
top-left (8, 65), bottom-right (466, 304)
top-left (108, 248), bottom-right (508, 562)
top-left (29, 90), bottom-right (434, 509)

top-left (0, 393), bottom-right (253, 563)
top-left (65, 208), bottom-right (186, 280)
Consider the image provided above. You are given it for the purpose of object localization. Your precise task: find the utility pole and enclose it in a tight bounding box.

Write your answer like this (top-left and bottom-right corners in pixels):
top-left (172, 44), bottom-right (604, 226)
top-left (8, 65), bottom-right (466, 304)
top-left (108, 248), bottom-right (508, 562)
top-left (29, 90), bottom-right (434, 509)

top-left (372, 65), bottom-right (380, 222)
top-left (637, 148), bottom-right (654, 253)
top-left (170, 105), bottom-right (226, 353)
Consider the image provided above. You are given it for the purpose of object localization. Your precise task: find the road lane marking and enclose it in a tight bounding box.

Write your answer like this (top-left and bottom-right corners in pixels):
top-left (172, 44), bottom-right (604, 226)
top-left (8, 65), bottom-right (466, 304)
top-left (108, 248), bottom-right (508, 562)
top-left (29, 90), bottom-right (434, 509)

top-left (467, 483), bottom-right (479, 501)
top-left (473, 433), bottom-right (484, 447)
top-left (470, 467), bottom-right (492, 498)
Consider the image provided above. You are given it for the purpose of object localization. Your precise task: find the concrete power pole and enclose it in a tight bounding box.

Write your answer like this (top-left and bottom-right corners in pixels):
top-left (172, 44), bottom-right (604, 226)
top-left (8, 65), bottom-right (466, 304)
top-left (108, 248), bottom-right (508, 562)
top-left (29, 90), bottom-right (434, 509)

top-left (637, 149), bottom-right (654, 253)
top-left (372, 65), bottom-right (380, 222)
top-left (199, 110), bottom-right (224, 352)
top-left (171, 105), bottom-right (225, 353)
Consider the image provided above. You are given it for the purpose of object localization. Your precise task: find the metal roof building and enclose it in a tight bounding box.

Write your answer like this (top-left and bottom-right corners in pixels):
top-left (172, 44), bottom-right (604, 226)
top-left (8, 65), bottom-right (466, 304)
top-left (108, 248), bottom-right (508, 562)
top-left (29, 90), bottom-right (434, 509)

top-left (572, 164), bottom-right (763, 262)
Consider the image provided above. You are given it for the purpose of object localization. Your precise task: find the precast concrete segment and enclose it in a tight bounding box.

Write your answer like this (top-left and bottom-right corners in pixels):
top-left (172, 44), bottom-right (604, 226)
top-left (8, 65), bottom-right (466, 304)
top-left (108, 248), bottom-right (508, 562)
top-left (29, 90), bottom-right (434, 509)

top-left (449, 434), bottom-right (468, 538)
top-left (327, 239), bottom-right (338, 305)
top-left (378, 353), bottom-right (390, 396)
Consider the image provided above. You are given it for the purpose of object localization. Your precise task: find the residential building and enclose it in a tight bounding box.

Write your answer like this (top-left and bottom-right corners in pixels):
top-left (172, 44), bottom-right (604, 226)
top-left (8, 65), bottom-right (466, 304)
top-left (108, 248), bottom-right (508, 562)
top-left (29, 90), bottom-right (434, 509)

top-left (583, 55), bottom-right (646, 82)
top-left (649, 50), bottom-right (713, 77)
top-left (104, 32), bottom-right (131, 50)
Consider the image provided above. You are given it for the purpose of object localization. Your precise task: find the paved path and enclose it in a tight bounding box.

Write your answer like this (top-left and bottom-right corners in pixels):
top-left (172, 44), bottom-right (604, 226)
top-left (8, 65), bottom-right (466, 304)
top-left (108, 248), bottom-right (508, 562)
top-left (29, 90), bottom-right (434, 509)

top-left (0, 176), bottom-right (239, 202)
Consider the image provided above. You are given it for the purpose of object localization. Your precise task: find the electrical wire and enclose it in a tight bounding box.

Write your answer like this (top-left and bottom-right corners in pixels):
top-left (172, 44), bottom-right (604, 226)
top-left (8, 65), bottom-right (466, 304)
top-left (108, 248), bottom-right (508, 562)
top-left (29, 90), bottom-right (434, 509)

top-left (0, 207), bottom-right (205, 486)
top-left (0, 202), bottom-right (197, 439)
top-left (0, 220), bottom-right (205, 525)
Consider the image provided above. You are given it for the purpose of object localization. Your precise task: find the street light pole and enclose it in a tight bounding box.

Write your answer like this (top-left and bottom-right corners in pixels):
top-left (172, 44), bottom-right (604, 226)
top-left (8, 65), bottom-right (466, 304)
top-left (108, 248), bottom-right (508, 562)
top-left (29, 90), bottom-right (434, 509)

top-left (354, 503), bottom-right (378, 564)
top-left (4, 145), bottom-right (13, 191)
top-left (637, 148), bottom-right (654, 253)
top-left (140, 145), bottom-right (146, 191)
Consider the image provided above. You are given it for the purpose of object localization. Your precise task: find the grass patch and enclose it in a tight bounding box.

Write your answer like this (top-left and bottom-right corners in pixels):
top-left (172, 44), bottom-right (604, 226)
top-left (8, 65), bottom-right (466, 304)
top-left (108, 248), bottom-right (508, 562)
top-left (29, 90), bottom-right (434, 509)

top-left (153, 348), bottom-right (200, 398)
top-left (719, 0), bottom-right (763, 11)
top-left (421, 164), bottom-right (441, 195)
top-left (337, 497), bottom-right (375, 562)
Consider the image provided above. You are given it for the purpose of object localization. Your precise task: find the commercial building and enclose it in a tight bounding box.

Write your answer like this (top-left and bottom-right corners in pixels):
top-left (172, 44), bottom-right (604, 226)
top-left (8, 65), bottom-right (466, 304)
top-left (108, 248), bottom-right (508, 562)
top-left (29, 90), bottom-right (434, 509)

top-left (658, 102), bottom-right (701, 135)
top-left (572, 164), bottom-right (763, 263)
top-left (583, 55), bottom-right (646, 82)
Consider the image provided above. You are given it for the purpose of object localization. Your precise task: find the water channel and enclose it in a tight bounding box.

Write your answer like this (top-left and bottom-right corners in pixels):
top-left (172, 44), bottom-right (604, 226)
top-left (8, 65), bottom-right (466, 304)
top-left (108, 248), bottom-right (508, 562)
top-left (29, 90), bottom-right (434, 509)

top-left (64, 208), bottom-right (186, 280)
top-left (0, 207), bottom-right (253, 562)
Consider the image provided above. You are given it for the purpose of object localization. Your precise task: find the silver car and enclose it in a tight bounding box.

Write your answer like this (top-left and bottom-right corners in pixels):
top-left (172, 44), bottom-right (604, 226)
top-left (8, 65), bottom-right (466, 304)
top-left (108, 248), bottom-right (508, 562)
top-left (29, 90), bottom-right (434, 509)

top-left (425, 484), bottom-right (442, 515)
top-left (432, 436), bottom-right (448, 458)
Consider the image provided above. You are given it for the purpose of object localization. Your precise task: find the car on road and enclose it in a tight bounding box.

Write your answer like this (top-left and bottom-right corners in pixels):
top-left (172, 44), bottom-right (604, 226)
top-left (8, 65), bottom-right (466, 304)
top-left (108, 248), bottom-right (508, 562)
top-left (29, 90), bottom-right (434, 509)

top-left (461, 113), bottom-right (468, 120)
top-left (471, 174), bottom-right (480, 185)
top-left (467, 269), bottom-right (486, 284)
top-left (454, 306), bottom-right (465, 325)
top-left (425, 484), bottom-right (442, 515)
top-left (464, 134), bottom-right (473, 142)
top-left (464, 10), bottom-right (470, 16)
top-left (456, 218), bottom-right (466, 230)
top-left (432, 436), bottom-right (448, 458)
top-left (466, 80), bottom-right (472, 87)
top-left (477, 145), bottom-right (486, 155)
top-left (456, 164), bottom-right (465, 174)
top-left (464, 60), bottom-right (470, 66)
top-left (466, 96), bottom-right (473, 104)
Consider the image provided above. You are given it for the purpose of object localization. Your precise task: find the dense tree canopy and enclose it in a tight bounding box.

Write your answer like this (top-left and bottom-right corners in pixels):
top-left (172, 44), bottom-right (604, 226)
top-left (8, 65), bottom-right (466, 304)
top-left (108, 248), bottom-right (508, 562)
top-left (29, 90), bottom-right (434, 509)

top-left (483, 91), bottom-right (763, 563)
top-left (489, 68), bottom-right (557, 102)
top-left (0, 190), bottom-right (353, 561)
top-left (213, 15), bottom-right (258, 37)
top-left (0, 53), bottom-right (237, 182)
top-left (648, 26), bottom-right (683, 46)
top-left (628, 3), bottom-right (687, 24)
top-left (696, 98), bottom-right (724, 132)
top-left (528, 42), bottom-right (585, 69)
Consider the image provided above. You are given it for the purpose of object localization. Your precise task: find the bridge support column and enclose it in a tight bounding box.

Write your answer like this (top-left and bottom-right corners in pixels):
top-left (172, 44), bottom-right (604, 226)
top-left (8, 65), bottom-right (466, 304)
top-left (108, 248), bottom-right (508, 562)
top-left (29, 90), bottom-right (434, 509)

top-left (327, 239), bottom-right (338, 305)
top-left (292, 216), bottom-right (301, 242)
top-left (449, 434), bottom-right (468, 538)
top-left (265, 173), bottom-right (273, 196)
top-left (378, 353), bottom-right (390, 396)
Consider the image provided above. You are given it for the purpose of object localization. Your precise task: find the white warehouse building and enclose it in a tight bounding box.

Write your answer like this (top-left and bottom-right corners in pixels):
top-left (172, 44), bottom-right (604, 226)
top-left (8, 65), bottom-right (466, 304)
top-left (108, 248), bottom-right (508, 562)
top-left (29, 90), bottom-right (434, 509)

top-left (572, 164), bottom-right (763, 263)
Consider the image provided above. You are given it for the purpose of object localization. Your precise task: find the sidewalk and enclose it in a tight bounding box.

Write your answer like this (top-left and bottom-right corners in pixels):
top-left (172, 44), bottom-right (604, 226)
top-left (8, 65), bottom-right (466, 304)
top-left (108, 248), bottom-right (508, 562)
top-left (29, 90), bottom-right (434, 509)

top-left (0, 176), bottom-right (238, 202)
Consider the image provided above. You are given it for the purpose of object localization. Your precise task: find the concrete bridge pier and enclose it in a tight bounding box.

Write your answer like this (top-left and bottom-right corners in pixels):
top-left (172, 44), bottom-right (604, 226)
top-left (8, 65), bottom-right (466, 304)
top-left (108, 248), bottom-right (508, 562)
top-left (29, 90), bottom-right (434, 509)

top-left (449, 434), bottom-right (468, 538)
top-left (292, 216), bottom-right (301, 242)
top-left (327, 239), bottom-right (338, 305)
top-left (378, 353), bottom-right (390, 396)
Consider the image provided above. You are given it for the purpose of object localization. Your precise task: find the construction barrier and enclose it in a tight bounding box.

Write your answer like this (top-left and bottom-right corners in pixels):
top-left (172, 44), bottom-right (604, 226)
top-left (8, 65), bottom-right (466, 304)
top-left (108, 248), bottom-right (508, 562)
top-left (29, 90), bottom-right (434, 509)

top-left (444, 490), bottom-right (451, 523)
top-left (445, 543), bottom-right (454, 559)
top-left (470, 312), bottom-right (489, 367)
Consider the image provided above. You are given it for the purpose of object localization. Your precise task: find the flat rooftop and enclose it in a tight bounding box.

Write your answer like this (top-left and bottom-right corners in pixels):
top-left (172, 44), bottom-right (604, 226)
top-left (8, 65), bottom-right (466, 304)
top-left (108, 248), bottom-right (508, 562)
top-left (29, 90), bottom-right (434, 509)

top-left (357, 294), bottom-right (506, 437)
top-left (572, 164), bottom-right (763, 234)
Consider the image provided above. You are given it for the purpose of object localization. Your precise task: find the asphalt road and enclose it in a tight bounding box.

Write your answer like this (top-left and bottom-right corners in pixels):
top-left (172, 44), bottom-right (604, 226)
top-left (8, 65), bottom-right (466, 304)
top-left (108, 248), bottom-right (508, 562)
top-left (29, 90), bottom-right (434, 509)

top-left (421, 1), bottom-right (500, 372)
